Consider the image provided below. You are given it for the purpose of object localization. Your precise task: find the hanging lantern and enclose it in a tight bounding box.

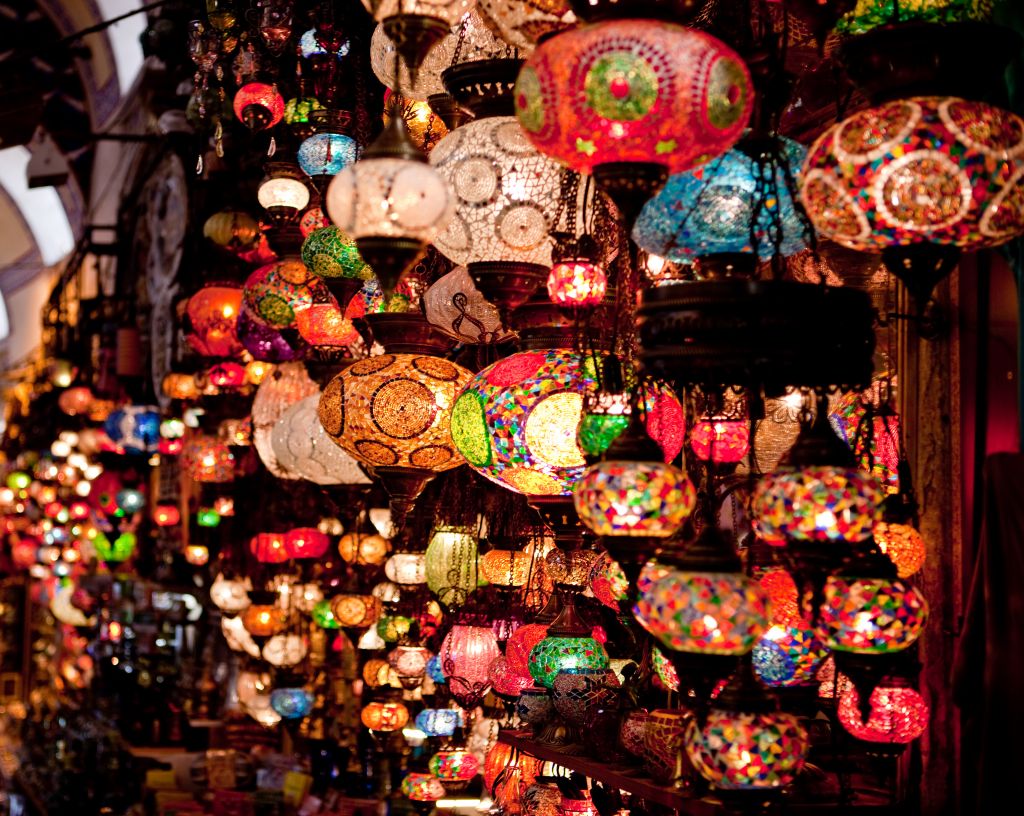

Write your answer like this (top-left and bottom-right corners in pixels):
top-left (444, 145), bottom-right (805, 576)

top-left (689, 420), bottom-right (750, 464)
top-left (506, 623), bottom-right (549, 679)
top-left (185, 284), bottom-right (245, 358)
top-left (330, 594), bottom-right (382, 628)
top-left (752, 624), bottom-right (830, 688)
top-left (837, 681), bottom-right (929, 744)
top-left (441, 624), bottom-right (502, 707)
top-left (104, 406), bottom-right (161, 454)
top-left (479, 549), bottom-right (532, 588)
top-left (253, 362), bottom-right (320, 478)
top-left (181, 434), bottom-right (236, 483)
top-left (589, 552), bottom-right (629, 610)
top-left (233, 81), bottom-right (285, 130)
top-left (115, 488), bottom-right (145, 514)
top-left (363, 658), bottom-right (393, 689)
top-left (286, 527), bottom-right (330, 559)
top-left (478, 0), bottom-right (574, 50)
top-left (300, 206), bottom-right (331, 238)
top-left (301, 226), bottom-right (371, 283)
top-left (270, 688), bottom-right (314, 719)
top-left (242, 601), bottom-right (289, 638)
top-left (528, 633), bottom-right (610, 690)
top-left (59, 387), bottom-right (95, 416)
top-left (429, 749), bottom-right (480, 788)
top-left (634, 137), bottom-right (808, 262)
top-left (297, 111), bottom-right (358, 179)
top-left (378, 614), bottom-right (414, 642)
top-left (402, 773), bottom-right (447, 803)
top-left (416, 708), bottom-right (462, 737)
top-left (285, 96), bottom-right (324, 127)
top-left (258, 162), bottom-right (311, 222)
top-left (515, 21), bottom-right (752, 174)
top-left (184, 545), bottom-right (210, 566)
top-left (389, 645), bottom-right (432, 687)
top-left (423, 266), bottom-right (514, 345)
top-left (263, 634), bottom-right (308, 667)
top-left (384, 552), bottom-right (427, 585)
top-left (153, 504), bottom-right (180, 527)
top-left (251, 532), bottom-right (289, 564)
top-left (547, 259), bottom-right (607, 309)
top-left (758, 567), bottom-right (802, 627)
top-left (820, 575), bottom-right (928, 655)
top-left (271, 394), bottom-right (371, 487)
top-left (424, 526), bottom-right (478, 606)
top-left (874, 522), bottom-right (926, 579)
top-left (243, 259), bottom-right (326, 330)
top-left (203, 211), bottom-right (261, 252)
top-left (361, 700), bottom-right (410, 731)
top-left (338, 532), bottom-right (390, 565)
top-left (311, 599), bottom-right (342, 629)
top-left (210, 574), bottom-right (252, 613)
top-left (579, 376), bottom-right (685, 462)
top-left (207, 362), bottom-right (247, 388)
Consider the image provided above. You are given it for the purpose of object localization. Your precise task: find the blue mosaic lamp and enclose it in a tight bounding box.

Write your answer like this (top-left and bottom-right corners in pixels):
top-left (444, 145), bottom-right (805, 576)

top-left (298, 111), bottom-right (357, 179)
top-left (632, 136), bottom-right (808, 262)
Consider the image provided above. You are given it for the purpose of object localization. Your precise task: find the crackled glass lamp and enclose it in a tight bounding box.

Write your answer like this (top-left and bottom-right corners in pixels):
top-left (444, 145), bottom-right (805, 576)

top-left (258, 162), bottom-right (311, 225)
top-left (185, 283), bottom-right (244, 358)
top-left (298, 110), bottom-right (358, 181)
top-left (838, 680), bottom-right (929, 745)
top-left (440, 624), bottom-right (502, 708)
top-left (325, 113), bottom-right (454, 294)
top-left (234, 81), bottom-right (285, 131)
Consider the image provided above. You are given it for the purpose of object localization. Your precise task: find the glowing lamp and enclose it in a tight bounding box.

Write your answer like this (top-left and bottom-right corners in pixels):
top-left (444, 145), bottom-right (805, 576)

top-left (301, 226), bottom-right (371, 281)
top-left (429, 749), bottom-right (479, 785)
top-left (546, 260), bottom-right (607, 309)
top-left (385, 552), bottom-right (427, 585)
top-left (424, 526), bottom-right (478, 606)
top-left (478, 0), bottom-right (574, 49)
top-left (233, 82), bottom-right (285, 130)
top-left (285, 96), bottom-right (324, 125)
top-left (440, 624), bottom-right (502, 707)
top-left (300, 28), bottom-right (350, 59)
top-left (402, 772), bottom-right (446, 802)
top-left (361, 700), bottom-right (410, 731)
top-left (181, 434), bottom-right (235, 483)
top-left (490, 655), bottom-right (533, 697)
top-left (184, 545), bottom-right (210, 566)
top-left (758, 567), bottom-right (801, 627)
top-left (184, 284), bottom-right (244, 358)
top-left (338, 532), bottom-right (390, 565)
top-left (753, 624), bottom-right (829, 688)
top-left (286, 527), bottom-right (330, 559)
top-left (59, 387), bottom-right (95, 416)
top-left (528, 635), bottom-right (610, 689)
top-left (204, 211), bottom-right (260, 250)
top-left (94, 532), bottom-right (136, 563)
top-left (210, 574), bottom-right (251, 613)
top-left (589, 552), bottom-right (629, 610)
top-left (257, 164), bottom-right (311, 215)
top-left (416, 708), bottom-right (461, 737)
top-left (686, 708), bottom-right (808, 790)
top-left (243, 259), bottom-right (325, 330)
top-left (506, 623), bottom-right (549, 679)
top-left (197, 508), bottom-right (221, 527)
top-left (820, 575), bottom-right (927, 654)
top-left (479, 549), bottom-right (532, 587)
top-left (837, 682), bottom-right (929, 744)
top-left (515, 20), bottom-right (752, 173)
top-left (330, 594), bottom-right (381, 628)
top-left (874, 522), bottom-right (926, 578)
top-left (270, 688), bottom-right (314, 719)
top-left (300, 207), bottom-right (330, 237)
top-left (242, 602), bottom-right (288, 637)
top-left (272, 394), bottom-right (372, 486)
top-left (207, 362), bottom-right (246, 388)
top-left (689, 420), bottom-right (750, 464)
top-left (377, 614), bottom-right (413, 642)
top-left (298, 131), bottom-right (358, 178)
top-left (318, 354), bottom-right (473, 473)
top-left (104, 406), bottom-right (161, 454)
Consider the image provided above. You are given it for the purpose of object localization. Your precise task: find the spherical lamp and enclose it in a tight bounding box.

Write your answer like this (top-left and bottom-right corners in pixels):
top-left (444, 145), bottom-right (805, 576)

top-left (819, 575), bottom-right (927, 655)
top-left (402, 773), bottom-right (446, 803)
top-left (873, 521), bottom-right (926, 578)
top-left (330, 594), bottom-right (382, 628)
top-left (185, 284), bottom-right (244, 358)
top-left (104, 406), bottom-right (161, 454)
top-left (752, 624), bottom-right (830, 688)
top-left (837, 682), bottom-right (929, 744)
top-left (271, 394), bottom-right (372, 486)
top-left (234, 82), bottom-right (285, 131)
top-left (181, 434), bottom-right (235, 483)
top-left (440, 624), bottom-right (502, 707)
top-left (286, 527), bottom-right (330, 559)
top-left (384, 552), bottom-right (427, 585)
top-left (297, 112), bottom-right (358, 179)
top-left (416, 708), bottom-right (461, 737)
top-left (361, 700), bottom-right (410, 731)
top-left (424, 526), bottom-right (478, 606)
top-left (270, 688), bottom-right (314, 719)
top-left (478, 0), bottom-right (574, 50)
top-left (429, 749), bottom-right (479, 789)
top-left (301, 226), bottom-right (371, 286)
top-left (479, 548), bottom-right (532, 588)
top-left (338, 532), bottom-right (389, 565)
top-left (210, 574), bottom-right (252, 614)
top-left (243, 259), bottom-right (326, 330)
top-left (253, 362), bottom-right (320, 479)
top-left (689, 420), bottom-right (750, 464)
top-left (423, 266), bottom-right (513, 345)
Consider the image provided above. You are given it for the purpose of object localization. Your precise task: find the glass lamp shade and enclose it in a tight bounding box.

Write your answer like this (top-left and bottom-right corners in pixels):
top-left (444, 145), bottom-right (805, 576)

top-left (251, 532), bottom-right (289, 563)
top-left (758, 568), bottom-right (801, 627)
top-left (430, 117), bottom-right (568, 268)
top-left (253, 362), bottom-right (320, 479)
top-left (441, 624), bottom-right (502, 706)
top-left (271, 395), bottom-right (372, 486)
top-left (330, 594), bottom-right (382, 628)
top-left (752, 624), bottom-right (830, 688)
top-left (58, 387), bottom-right (95, 416)
top-left (479, 548), bottom-right (531, 587)
top-left (285, 96), bottom-right (323, 125)
top-left (635, 570), bottom-right (768, 655)
top-left (361, 0), bottom-right (473, 23)
top-left (574, 460), bottom-right (696, 538)
top-left (116, 488), bottom-right (145, 513)
top-left (547, 261), bottom-right (607, 308)
top-left (633, 138), bottom-right (808, 261)
top-left (653, 646), bottom-right (681, 692)
top-left (300, 28), bottom-right (350, 59)
top-left (243, 259), bottom-right (326, 330)
top-left (385, 92), bottom-right (448, 152)
top-left (389, 645), bottom-right (431, 680)
top-left (312, 599), bottom-right (342, 629)
top-left (238, 308), bottom-right (307, 362)
top-left (286, 527), bottom-right (330, 559)
top-left (373, 581), bottom-right (401, 603)
top-left (211, 574), bottom-right (252, 613)
top-left (234, 82), bottom-right (286, 130)
top-left (836, 0), bottom-right (990, 35)
top-left (208, 361), bottom-right (247, 388)
top-left (819, 576), bottom-right (928, 654)
top-left (417, 708), bottom-right (461, 737)
top-left (579, 378), bottom-right (685, 462)
top-left (363, 658), bottom-right (393, 688)
top-left (221, 615), bottom-right (261, 656)
top-left (257, 176), bottom-right (311, 212)
top-left (325, 156), bottom-right (454, 244)
top-left (361, 700), bottom-right (410, 731)
top-left (318, 354), bottom-right (473, 472)
top-left (378, 614), bottom-right (414, 642)
top-left (298, 133), bottom-right (358, 178)
top-left (751, 466), bottom-right (885, 545)
top-left (203, 211), bottom-right (260, 250)
top-left (370, 24), bottom-right (449, 101)
top-left (185, 284), bottom-right (244, 358)
top-left (181, 434), bottom-right (235, 482)
top-left (589, 552), bottom-right (629, 610)
top-left (237, 669), bottom-right (273, 707)
top-left (528, 636), bottom-right (610, 689)
top-left (104, 406), bottom-right (161, 454)
top-left (429, 749), bottom-right (480, 783)
top-left (427, 654), bottom-right (446, 683)
top-left (451, 349), bottom-right (600, 496)
top-left (830, 393), bottom-right (901, 493)
top-left (385, 552), bottom-right (428, 585)
top-left (301, 226), bottom-right (371, 280)
top-left (262, 633), bottom-right (308, 667)
top-left (874, 522), bottom-right (926, 579)
top-left (94, 532), bottom-right (137, 563)
top-left (423, 266), bottom-right (515, 344)
top-left (837, 683), bottom-right (929, 743)
top-left (490, 655), bottom-right (532, 696)
top-left (515, 20), bottom-right (752, 173)
top-left (402, 773), bottom-right (447, 802)
top-left (801, 97), bottom-right (1024, 252)
top-left (154, 504), bottom-right (181, 527)
top-left (270, 688), bottom-right (314, 719)
top-left (689, 420), bottom-right (750, 464)
top-left (425, 526), bottom-right (478, 605)
top-left (544, 548), bottom-right (601, 588)
top-left (478, 0), bottom-right (574, 49)
top-left (685, 709), bottom-right (808, 790)
top-left (300, 207), bottom-right (331, 237)
top-left (506, 622), bottom-right (549, 678)
top-left (242, 604), bottom-right (289, 637)
top-left (338, 532), bottom-right (390, 565)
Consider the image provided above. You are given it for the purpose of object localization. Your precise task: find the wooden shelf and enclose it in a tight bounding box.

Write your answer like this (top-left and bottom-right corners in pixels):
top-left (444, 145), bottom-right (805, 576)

top-left (124, 743), bottom-right (188, 761)
top-left (498, 730), bottom-right (715, 813)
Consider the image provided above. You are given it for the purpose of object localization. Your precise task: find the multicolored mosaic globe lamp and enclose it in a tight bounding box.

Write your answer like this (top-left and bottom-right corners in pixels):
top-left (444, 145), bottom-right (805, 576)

top-left (301, 225), bottom-right (372, 309)
top-left (297, 110), bottom-right (358, 185)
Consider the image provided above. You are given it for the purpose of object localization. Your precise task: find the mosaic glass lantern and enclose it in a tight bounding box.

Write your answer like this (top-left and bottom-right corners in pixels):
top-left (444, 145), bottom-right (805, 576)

top-left (759, 567), bottom-right (801, 627)
top-left (490, 655), bottom-right (532, 697)
top-left (589, 552), bottom-right (629, 610)
top-left (238, 309), bottom-right (306, 362)
top-left (242, 603), bottom-right (288, 638)
top-left (429, 749), bottom-right (480, 786)
top-left (478, 0), bottom-right (574, 50)
top-left (547, 260), bottom-right (607, 308)
top-left (528, 635), bottom-right (609, 690)
top-left (301, 226), bottom-right (371, 281)
top-left (829, 388), bottom-right (901, 493)
top-left (271, 394), bottom-right (372, 486)
top-left (263, 634), bottom-right (308, 667)
top-left (234, 81), bottom-right (286, 130)
top-left (378, 614), bottom-right (414, 642)
top-left (689, 420), bottom-right (750, 464)
top-left (298, 131), bottom-right (358, 178)
top-left (578, 377), bottom-right (685, 462)
top-left (330, 593), bottom-right (382, 628)
top-left (243, 259), bottom-right (326, 330)
top-left (300, 207), bottom-right (331, 237)
top-left (253, 362), bottom-right (320, 479)
top-left (479, 549), bottom-right (532, 587)
top-left (369, 23), bottom-right (451, 101)
top-left (270, 688), bottom-right (314, 719)
top-left (338, 532), bottom-right (390, 565)
top-left (451, 349), bottom-right (600, 496)
top-left (361, 0), bottom-right (473, 24)
top-left (416, 708), bottom-right (461, 737)
top-left (181, 434), bottom-right (235, 483)
top-left (873, 522), bottom-right (926, 579)
top-left (837, 682), bottom-right (929, 743)
top-left (285, 96), bottom-right (324, 126)
top-left (104, 406), bottom-right (161, 454)
top-left (286, 527), bottom-right (330, 559)
top-left (210, 574), bottom-right (252, 614)
top-left (258, 168), bottom-right (311, 215)
top-left (441, 624), bottom-right (502, 706)
top-left (819, 576), bottom-right (928, 654)
top-left (423, 266), bottom-right (513, 345)
top-left (185, 284), bottom-right (244, 358)
top-left (752, 624), bottom-right (830, 688)
top-left (425, 526), bottom-right (478, 606)
top-left (385, 552), bottom-right (427, 585)
top-left (574, 459), bottom-right (696, 538)
top-left (251, 532), bottom-right (289, 564)
top-left (402, 773), bottom-right (446, 802)
top-left (203, 211), bottom-right (261, 251)
top-left (506, 623), bottom-right (549, 679)
top-left (430, 117), bottom-right (570, 269)
top-left (633, 138), bottom-right (808, 261)
top-left (318, 354), bottom-right (473, 472)
top-left (686, 708), bottom-right (808, 790)
top-left (800, 97), bottom-right (1024, 253)
top-left (515, 20), bottom-right (752, 172)
top-left (312, 599), bottom-right (342, 629)
top-left (751, 466), bottom-right (885, 546)
top-left (361, 700), bottom-right (410, 731)
top-left (389, 645), bottom-right (431, 684)
top-left (835, 0), bottom-right (991, 34)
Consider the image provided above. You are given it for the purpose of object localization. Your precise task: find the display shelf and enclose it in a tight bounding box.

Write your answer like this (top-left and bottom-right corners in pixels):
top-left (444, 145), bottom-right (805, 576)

top-left (497, 730), bottom-right (714, 813)
top-left (124, 743), bottom-right (188, 760)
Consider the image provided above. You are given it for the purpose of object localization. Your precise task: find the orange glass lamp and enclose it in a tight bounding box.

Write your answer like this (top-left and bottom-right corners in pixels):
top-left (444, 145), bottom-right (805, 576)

top-left (242, 594), bottom-right (289, 638)
top-left (361, 699), bottom-right (410, 732)
top-left (185, 283), bottom-right (245, 358)
top-left (251, 532), bottom-right (289, 564)
top-left (234, 81), bottom-right (285, 131)
top-left (338, 531), bottom-right (390, 565)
